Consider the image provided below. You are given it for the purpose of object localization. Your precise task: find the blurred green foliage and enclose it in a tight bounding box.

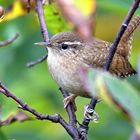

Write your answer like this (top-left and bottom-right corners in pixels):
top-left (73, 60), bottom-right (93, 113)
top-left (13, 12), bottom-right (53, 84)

top-left (0, 0), bottom-right (140, 140)
top-left (84, 69), bottom-right (140, 130)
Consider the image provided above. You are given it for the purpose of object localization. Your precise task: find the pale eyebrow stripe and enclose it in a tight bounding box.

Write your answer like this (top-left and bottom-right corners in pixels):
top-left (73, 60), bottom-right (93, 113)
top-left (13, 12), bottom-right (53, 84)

top-left (63, 41), bottom-right (82, 45)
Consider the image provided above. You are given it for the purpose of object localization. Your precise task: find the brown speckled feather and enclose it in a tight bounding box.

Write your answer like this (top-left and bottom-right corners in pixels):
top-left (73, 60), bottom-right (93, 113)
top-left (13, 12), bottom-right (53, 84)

top-left (81, 16), bottom-right (140, 77)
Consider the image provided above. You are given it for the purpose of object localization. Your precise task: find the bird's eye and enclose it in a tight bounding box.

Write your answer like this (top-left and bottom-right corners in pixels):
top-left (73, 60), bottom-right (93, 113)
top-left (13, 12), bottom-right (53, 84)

top-left (61, 43), bottom-right (68, 50)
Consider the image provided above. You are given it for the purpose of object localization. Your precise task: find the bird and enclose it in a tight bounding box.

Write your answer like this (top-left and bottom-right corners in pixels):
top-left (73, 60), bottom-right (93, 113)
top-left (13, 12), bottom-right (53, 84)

top-left (35, 15), bottom-right (140, 108)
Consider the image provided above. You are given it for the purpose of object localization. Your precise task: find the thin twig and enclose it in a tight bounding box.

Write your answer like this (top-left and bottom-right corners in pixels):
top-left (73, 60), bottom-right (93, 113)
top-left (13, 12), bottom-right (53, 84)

top-left (103, 0), bottom-right (140, 70)
top-left (26, 54), bottom-right (48, 68)
top-left (0, 33), bottom-right (19, 47)
top-left (26, 0), bottom-right (49, 67)
top-left (36, 0), bottom-right (49, 41)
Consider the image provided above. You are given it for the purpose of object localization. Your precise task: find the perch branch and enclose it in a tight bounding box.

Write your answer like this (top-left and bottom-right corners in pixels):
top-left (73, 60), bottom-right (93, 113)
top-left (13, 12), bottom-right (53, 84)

top-left (59, 88), bottom-right (77, 126)
top-left (104, 0), bottom-right (140, 70)
top-left (78, 98), bottom-right (97, 140)
top-left (0, 33), bottom-right (19, 47)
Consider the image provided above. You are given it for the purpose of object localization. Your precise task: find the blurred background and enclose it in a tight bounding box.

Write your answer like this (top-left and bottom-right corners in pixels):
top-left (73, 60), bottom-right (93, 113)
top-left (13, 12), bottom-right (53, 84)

top-left (0, 0), bottom-right (140, 140)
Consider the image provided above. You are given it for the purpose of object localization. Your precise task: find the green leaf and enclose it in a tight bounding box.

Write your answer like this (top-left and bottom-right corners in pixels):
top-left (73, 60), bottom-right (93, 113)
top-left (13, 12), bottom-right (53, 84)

top-left (44, 3), bottom-right (70, 34)
top-left (0, 130), bottom-right (7, 140)
top-left (72, 0), bottom-right (96, 16)
top-left (85, 69), bottom-right (140, 131)
top-left (97, 0), bottom-right (131, 14)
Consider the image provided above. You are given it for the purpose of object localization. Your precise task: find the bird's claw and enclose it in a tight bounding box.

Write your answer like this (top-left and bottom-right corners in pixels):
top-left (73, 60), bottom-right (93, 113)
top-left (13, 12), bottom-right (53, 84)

top-left (63, 95), bottom-right (77, 111)
top-left (63, 96), bottom-right (71, 108)
top-left (84, 105), bottom-right (99, 123)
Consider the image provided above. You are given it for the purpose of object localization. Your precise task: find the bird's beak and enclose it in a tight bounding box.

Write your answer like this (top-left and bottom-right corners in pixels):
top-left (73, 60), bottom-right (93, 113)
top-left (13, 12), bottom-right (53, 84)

top-left (34, 41), bottom-right (51, 47)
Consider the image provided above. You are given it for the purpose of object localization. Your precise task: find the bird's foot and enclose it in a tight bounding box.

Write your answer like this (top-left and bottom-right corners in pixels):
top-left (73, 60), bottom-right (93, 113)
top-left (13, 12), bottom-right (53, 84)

top-left (42, 0), bottom-right (51, 5)
top-left (63, 95), bottom-right (77, 111)
top-left (84, 105), bottom-right (99, 123)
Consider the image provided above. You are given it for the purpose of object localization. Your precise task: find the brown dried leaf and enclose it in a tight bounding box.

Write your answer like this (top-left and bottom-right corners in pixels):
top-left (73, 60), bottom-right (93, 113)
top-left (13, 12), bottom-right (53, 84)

top-left (1, 0), bottom-right (33, 21)
top-left (20, 0), bottom-right (36, 13)
top-left (0, 111), bottom-right (31, 127)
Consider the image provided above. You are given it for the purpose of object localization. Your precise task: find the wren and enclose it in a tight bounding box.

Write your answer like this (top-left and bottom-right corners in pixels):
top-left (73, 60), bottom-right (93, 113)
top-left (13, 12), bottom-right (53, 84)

top-left (36, 16), bottom-right (140, 107)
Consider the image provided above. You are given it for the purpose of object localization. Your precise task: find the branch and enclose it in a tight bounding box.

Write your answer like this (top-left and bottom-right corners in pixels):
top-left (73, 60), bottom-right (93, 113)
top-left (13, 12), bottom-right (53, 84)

top-left (36, 0), bottom-right (49, 41)
top-left (59, 88), bottom-right (80, 140)
top-left (78, 98), bottom-right (98, 140)
top-left (0, 82), bottom-right (81, 139)
top-left (26, 0), bottom-right (49, 67)
top-left (59, 88), bottom-right (77, 126)
top-left (0, 82), bottom-right (69, 128)
top-left (26, 54), bottom-right (48, 68)
top-left (0, 33), bottom-right (19, 47)
top-left (103, 0), bottom-right (140, 70)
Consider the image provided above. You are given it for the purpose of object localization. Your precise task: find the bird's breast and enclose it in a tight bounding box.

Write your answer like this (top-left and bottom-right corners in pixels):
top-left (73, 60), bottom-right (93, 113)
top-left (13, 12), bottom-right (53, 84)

top-left (47, 50), bottom-right (88, 97)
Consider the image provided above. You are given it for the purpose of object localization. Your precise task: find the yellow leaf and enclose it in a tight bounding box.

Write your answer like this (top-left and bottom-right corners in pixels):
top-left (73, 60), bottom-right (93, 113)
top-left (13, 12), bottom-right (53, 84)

top-left (74, 0), bottom-right (96, 16)
top-left (2, 0), bottom-right (26, 22)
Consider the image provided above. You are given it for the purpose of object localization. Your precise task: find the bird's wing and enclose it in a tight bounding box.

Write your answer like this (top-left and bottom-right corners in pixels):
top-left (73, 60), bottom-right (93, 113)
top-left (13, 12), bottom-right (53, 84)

top-left (81, 38), bottom-right (111, 68)
top-left (81, 38), bottom-right (136, 77)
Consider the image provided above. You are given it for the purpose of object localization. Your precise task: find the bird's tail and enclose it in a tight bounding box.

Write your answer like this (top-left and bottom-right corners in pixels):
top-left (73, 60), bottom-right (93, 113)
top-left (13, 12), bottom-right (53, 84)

top-left (117, 15), bottom-right (140, 58)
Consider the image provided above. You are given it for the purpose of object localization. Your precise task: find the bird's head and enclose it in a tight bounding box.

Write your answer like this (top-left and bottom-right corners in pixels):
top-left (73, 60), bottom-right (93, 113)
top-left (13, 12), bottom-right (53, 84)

top-left (35, 32), bottom-right (84, 57)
